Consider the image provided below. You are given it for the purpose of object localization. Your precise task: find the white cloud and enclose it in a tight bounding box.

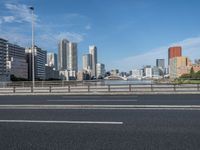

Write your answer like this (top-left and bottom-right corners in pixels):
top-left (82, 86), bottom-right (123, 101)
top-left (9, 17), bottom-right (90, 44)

top-left (3, 3), bottom-right (37, 24)
top-left (64, 13), bottom-right (88, 20)
top-left (85, 24), bottom-right (91, 30)
top-left (112, 36), bottom-right (200, 71)
top-left (56, 32), bottom-right (84, 43)
top-left (172, 37), bottom-right (200, 59)
top-left (3, 16), bottom-right (15, 23)
top-left (1, 31), bottom-right (31, 47)
top-left (62, 13), bottom-right (91, 30)
top-left (29, 31), bottom-right (85, 51)
top-left (0, 3), bottom-right (87, 50)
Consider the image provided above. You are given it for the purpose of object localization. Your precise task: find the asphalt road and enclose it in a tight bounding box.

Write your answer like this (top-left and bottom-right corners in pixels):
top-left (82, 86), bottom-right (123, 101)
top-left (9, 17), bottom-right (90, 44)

top-left (1, 95), bottom-right (200, 150)
top-left (0, 94), bottom-right (200, 105)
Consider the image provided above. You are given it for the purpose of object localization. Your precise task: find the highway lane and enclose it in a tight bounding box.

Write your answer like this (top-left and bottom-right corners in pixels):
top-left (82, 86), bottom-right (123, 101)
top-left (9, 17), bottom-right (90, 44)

top-left (0, 94), bottom-right (200, 105)
top-left (1, 109), bottom-right (200, 149)
top-left (1, 95), bottom-right (200, 149)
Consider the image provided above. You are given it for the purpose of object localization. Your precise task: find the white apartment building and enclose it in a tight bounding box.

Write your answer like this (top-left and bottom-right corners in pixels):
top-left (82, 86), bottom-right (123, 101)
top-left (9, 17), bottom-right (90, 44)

top-left (58, 39), bottom-right (78, 78)
top-left (132, 69), bottom-right (143, 79)
top-left (47, 52), bottom-right (58, 70)
top-left (82, 54), bottom-right (92, 72)
top-left (68, 42), bottom-right (78, 72)
top-left (145, 67), bottom-right (152, 78)
top-left (89, 45), bottom-right (97, 77)
top-left (96, 63), bottom-right (105, 78)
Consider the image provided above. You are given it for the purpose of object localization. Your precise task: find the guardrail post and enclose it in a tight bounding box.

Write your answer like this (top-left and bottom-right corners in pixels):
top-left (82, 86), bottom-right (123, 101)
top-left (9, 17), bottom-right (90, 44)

top-left (198, 84), bottom-right (200, 91)
top-left (49, 86), bottom-right (52, 93)
top-left (173, 84), bottom-right (176, 92)
top-left (88, 85), bottom-right (90, 92)
top-left (68, 85), bottom-right (71, 93)
top-left (151, 84), bottom-right (153, 92)
top-left (13, 86), bottom-right (16, 93)
top-left (129, 84), bottom-right (131, 92)
top-left (108, 85), bottom-right (110, 92)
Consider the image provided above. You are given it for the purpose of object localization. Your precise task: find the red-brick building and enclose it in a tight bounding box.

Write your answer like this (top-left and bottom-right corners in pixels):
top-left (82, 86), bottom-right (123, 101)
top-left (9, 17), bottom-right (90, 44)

top-left (168, 46), bottom-right (182, 64)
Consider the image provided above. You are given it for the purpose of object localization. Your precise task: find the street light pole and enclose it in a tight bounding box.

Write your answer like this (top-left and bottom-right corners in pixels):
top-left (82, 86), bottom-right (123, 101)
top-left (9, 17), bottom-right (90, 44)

top-left (30, 6), bottom-right (35, 88)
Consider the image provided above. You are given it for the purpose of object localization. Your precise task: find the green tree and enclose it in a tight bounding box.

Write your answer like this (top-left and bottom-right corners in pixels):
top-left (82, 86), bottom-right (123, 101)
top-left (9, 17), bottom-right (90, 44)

top-left (195, 71), bottom-right (200, 79)
top-left (10, 75), bottom-right (28, 81)
top-left (180, 73), bottom-right (191, 79)
top-left (190, 67), bottom-right (195, 78)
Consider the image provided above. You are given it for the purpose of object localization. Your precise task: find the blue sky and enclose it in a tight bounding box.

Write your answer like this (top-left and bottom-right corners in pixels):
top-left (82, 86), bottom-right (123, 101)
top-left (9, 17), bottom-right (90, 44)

top-left (0, 0), bottom-right (200, 71)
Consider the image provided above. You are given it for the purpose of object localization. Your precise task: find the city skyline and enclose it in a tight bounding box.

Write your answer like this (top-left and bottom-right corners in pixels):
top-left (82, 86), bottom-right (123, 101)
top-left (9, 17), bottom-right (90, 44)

top-left (1, 37), bottom-right (198, 81)
top-left (0, 0), bottom-right (200, 71)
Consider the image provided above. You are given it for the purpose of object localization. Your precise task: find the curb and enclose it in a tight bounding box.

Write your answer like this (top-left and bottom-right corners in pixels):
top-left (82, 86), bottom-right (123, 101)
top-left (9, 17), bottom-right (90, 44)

top-left (0, 92), bottom-right (200, 96)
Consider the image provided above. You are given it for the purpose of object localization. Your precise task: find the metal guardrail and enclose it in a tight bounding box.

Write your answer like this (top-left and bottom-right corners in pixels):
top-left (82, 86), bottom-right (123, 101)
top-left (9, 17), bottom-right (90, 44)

top-left (0, 84), bottom-right (200, 94)
top-left (0, 81), bottom-right (109, 88)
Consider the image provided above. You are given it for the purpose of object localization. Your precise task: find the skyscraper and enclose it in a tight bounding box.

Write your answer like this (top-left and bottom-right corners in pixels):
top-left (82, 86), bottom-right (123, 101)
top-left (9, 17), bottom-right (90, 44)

top-left (7, 43), bottom-right (28, 79)
top-left (89, 45), bottom-right (97, 77)
top-left (156, 59), bottom-right (165, 69)
top-left (168, 46), bottom-right (182, 65)
top-left (58, 39), bottom-right (69, 70)
top-left (0, 38), bottom-right (8, 81)
top-left (96, 63), bottom-right (105, 78)
top-left (47, 52), bottom-right (58, 70)
top-left (68, 42), bottom-right (78, 72)
top-left (58, 39), bottom-right (78, 72)
top-left (82, 54), bottom-right (92, 72)
top-left (26, 46), bottom-right (47, 80)
top-left (156, 59), bottom-right (165, 76)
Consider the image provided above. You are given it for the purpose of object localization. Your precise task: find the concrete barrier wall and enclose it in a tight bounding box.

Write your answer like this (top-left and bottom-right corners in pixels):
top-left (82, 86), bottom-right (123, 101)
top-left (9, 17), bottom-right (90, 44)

top-left (0, 84), bottom-right (199, 94)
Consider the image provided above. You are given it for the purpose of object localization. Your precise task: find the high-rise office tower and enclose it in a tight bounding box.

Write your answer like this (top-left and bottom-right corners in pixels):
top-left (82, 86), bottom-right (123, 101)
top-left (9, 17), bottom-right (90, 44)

top-left (26, 46), bottom-right (47, 80)
top-left (152, 66), bottom-right (160, 77)
top-left (156, 59), bottom-right (165, 69)
top-left (7, 43), bottom-right (25, 59)
top-left (68, 42), bottom-right (78, 72)
top-left (58, 39), bottom-right (78, 73)
top-left (0, 38), bottom-right (8, 81)
top-left (156, 59), bottom-right (165, 76)
top-left (58, 39), bottom-right (69, 70)
top-left (89, 45), bottom-right (97, 77)
top-left (82, 54), bottom-right (92, 72)
top-left (7, 43), bottom-right (28, 79)
top-left (47, 52), bottom-right (58, 70)
top-left (168, 46), bottom-right (182, 65)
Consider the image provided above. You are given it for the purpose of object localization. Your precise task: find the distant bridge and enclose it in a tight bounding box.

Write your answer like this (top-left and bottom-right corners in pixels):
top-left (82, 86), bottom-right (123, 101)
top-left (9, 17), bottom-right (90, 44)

top-left (104, 75), bottom-right (128, 80)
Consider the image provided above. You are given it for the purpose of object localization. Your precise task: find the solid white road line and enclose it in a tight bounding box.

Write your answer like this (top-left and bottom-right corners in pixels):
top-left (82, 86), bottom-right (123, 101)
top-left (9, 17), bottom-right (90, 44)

top-left (1, 104), bottom-right (200, 107)
top-left (1, 105), bottom-right (200, 110)
top-left (61, 96), bottom-right (139, 98)
top-left (0, 120), bottom-right (123, 125)
top-left (47, 99), bottom-right (138, 102)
